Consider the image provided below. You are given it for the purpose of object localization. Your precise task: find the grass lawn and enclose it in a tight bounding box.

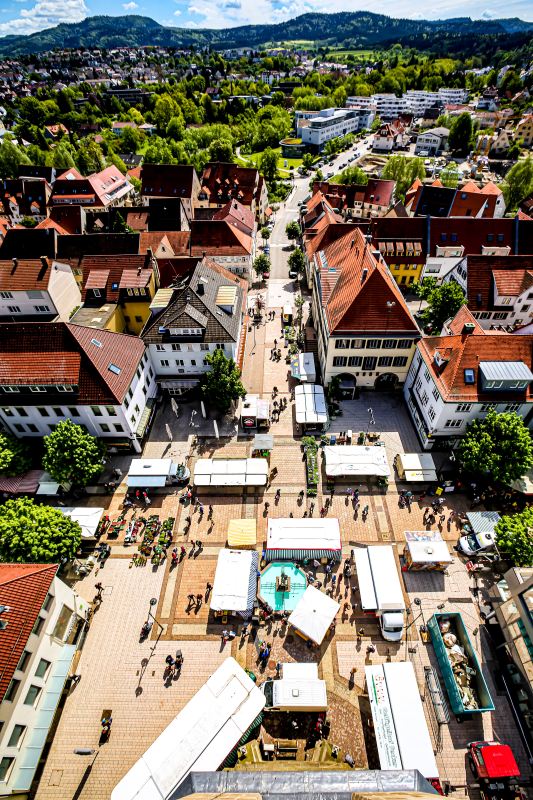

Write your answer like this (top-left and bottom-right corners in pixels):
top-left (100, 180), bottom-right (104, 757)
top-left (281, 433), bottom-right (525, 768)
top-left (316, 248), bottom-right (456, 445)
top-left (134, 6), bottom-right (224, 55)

top-left (239, 147), bottom-right (318, 177)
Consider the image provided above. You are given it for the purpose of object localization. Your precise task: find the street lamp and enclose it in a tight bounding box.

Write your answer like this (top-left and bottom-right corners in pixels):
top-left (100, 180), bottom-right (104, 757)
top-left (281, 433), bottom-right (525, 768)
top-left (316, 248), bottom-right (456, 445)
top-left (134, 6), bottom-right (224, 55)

top-left (147, 597), bottom-right (163, 635)
top-left (365, 407), bottom-right (375, 443)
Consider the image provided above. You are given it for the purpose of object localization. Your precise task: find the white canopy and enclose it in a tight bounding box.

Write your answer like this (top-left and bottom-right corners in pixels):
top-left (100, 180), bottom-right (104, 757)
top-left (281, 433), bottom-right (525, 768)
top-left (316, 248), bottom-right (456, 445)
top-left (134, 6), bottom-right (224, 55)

top-left (210, 549), bottom-right (258, 612)
top-left (60, 506), bottom-right (104, 539)
top-left (111, 658), bottom-right (265, 800)
top-left (127, 458), bottom-right (177, 488)
top-left (288, 585), bottom-right (340, 645)
top-left (299, 352), bottom-right (316, 383)
top-left (272, 663), bottom-right (327, 711)
top-left (324, 446), bottom-right (390, 478)
top-left (294, 384), bottom-right (328, 425)
top-left (404, 531), bottom-right (452, 564)
top-left (395, 453), bottom-right (438, 482)
top-left (267, 518), bottom-right (341, 555)
top-left (194, 458), bottom-right (268, 487)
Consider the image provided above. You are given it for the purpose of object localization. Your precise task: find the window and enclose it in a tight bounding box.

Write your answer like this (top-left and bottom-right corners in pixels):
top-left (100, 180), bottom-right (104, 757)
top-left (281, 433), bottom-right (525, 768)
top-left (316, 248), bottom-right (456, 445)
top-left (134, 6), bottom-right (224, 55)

top-left (0, 291), bottom-right (13, 299)
top-left (67, 407), bottom-right (80, 417)
top-left (43, 592), bottom-right (53, 611)
top-left (200, 344), bottom-right (209, 351)
top-left (148, 367), bottom-right (154, 379)
top-left (333, 356), bottom-right (347, 367)
top-left (51, 605), bottom-right (73, 641)
top-left (522, 305), bottom-right (530, 313)
top-left (424, 368), bottom-right (430, 381)
top-left (444, 419), bottom-right (462, 428)
top-left (155, 345), bottom-right (165, 351)
top-left (416, 377), bottom-right (422, 392)
top-left (14, 407), bottom-right (27, 417)
top-left (363, 356), bottom-right (377, 371)
top-left (0, 757), bottom-right (15, 782)
top-left (4, 679), bottom-right (20, 702)
top-left (382, 339), bottom-right (397, 349)
top-left (105, 406), bottom-right (117, 416)
top-left (397, 340), bottom-right (411, 349)
top-left (378, 356), bottom-right (393, 367)
top-left (432, 387), bottom-right (439, 401)
top-left (114, 423), bottom-right (124, 433)
top-left (27, 424), bottom-right (38, 433)
top-left (191, 360), bottom-right (196, 366)
top-left (464, 369), bottom-right (475, 384)
top-left (7, 305), bottom-right (21, 313)
top-left (365, 339), bottom-right (381, 349)
top-left (16, 650), bottom-right (31, 672)
top-left (350, 339), bottom-right (364, 349)
top-left (160, 360), bottom-right (170, 368)
top-left (24, 685), bottom-right (42, 707)
top-left (175, 359), bottom-right (184, 366)
top-left (57, 385), bottom-right (74, 393)
top-left (52, 407), bottom-right (62, 416)
top-left (456, 403), bottom-right (472, 412)
top-left (171, 344), bottom-right (182, 351)
top-left (29, 386), bottom-right (45, 393)
top-left (504, 403), bottom-right (521, 412)
top-left (3, 386), bottom-right (20, 393)
top-left (100, 423), bottom-right (110, 433)
top-left (37, 407), bottom-right (49, 417)
top-left (393, 356), bottom-right (408, 367)
top-left (34, 305), bottom-right (51, 313)
top-left (90, 406), bottom-right (102, 416)
top-left (481, 403), bottom-right (497, 412)
top-left (14, 423), bottom-right (25, 433)
top-left (335, 339), bottom-right (350, 349)
top-left (93, 288), bottom-right (101, 298)
top-left (501, 297), bottom-right (511, 305)
top-left (8, 724), bottom-right (26, 749)
top-left (1, 407), bottom-right (13, 416)
top-left (135, 316), bottom-right (142, 324)
top-left (428, 406), bottom-right (436, 421)
top-left (32, 616), bottom-right (44, 636)
top-left (35, 658), bottom-right (51, 679)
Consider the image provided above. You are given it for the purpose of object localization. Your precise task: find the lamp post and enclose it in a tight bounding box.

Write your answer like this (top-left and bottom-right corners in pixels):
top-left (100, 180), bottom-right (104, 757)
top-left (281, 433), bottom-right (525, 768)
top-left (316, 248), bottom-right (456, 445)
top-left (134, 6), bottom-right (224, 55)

top-left (365, 407), bottom-right (375, 444)
top-left (147, 597), bottom-right (163, 634)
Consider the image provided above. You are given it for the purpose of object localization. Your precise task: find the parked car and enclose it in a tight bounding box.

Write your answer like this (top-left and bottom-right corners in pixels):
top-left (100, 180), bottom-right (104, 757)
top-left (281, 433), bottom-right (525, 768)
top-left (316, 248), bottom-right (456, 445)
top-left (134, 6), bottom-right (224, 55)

top-left (289, 269), bottom-right (299, 279)
top-left (457, 529), bottom-right (496, 557)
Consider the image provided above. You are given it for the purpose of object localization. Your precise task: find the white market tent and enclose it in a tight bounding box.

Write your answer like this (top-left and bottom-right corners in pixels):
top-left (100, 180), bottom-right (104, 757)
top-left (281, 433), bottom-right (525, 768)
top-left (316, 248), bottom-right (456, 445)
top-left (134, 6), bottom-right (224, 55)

top-left (404, 531), bottom-right (452, 567)
top-left (266, 518), bottom-right (342, 562)
top-left (270, 663), bottom-right (327, 711)
top-left (288, 585), bottom-right (340, 645)
top-left (194, 458), bottom-right (268, 487)
top-left (127, 458), bottom-right (178, 488)
top-left (394, 453), bottom-right (438, 482)
top-left (210, 549), bottom-right (258, 614)
top-left (324, 446), bottom-right (390, 478)
top-left (365, 662), bottom-right (439, 781)
top-left (294, 384), bottom-right (328, 427)
top-left (60, 507), bottom-right (104, 539)
top-left (111, 657), bottom-right (265, 800)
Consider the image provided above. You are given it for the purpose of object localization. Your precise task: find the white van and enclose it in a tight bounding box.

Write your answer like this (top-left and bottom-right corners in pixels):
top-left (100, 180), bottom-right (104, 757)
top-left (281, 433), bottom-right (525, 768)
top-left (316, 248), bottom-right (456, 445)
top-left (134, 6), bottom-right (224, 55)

top-left (355, 546), bottom-right (405, 642)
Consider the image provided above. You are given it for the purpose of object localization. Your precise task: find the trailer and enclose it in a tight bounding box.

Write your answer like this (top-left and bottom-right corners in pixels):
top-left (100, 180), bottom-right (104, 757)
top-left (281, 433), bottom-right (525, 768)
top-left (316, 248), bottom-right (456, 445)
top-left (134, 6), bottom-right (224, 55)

top-left (427, 613), bottom-right (495, 718)
top-left (354, 546), bottom-right (405, 642)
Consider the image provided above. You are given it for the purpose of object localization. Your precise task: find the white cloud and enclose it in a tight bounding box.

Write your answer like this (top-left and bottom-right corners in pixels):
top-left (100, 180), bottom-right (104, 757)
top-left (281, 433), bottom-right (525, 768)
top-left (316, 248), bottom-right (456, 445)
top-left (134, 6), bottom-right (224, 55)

top-left (174, 9), bottom-right (181, 15)
top-left (122, 1), bottom-right (138, 8)
top-left (0, 0), bottom-right (88, 36)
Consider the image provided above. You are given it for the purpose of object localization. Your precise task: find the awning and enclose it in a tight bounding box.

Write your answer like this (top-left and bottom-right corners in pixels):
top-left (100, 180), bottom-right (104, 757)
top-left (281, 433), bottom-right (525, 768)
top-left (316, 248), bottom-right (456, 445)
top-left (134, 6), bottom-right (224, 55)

top-left (288, 585), bottom-right (339, 645)
top-left (508, 468), bottom-right (533, 495)
top-left (404, 531), bottom-right (452, 564)
top-left (466, 511), bottom-right (501, 535)
top-left (135, 396), bottom-right (156, 440)
top-left (252, 433), bottom-right (273, 452)
top-left (266, 518), bottom-right (341, 562)
top-left (227, 519), bottom-right (257, 548)
top-left (265, 548), bottom-right (341, 562)
top-left (210, 549), bottom-right (258, 612)
top-left (0, 469), bottom-right (43, 495)
top-left (324, 446), bottom-right (390, 478)
top-left (127, 458), bottom-right (177, 488)
top-left (394, 453), bottom-right (437, 482)
top-left (60, 506), bottom-right (104, 539)
top-left (194, 458), bottom-right (268, 487)
top-left (294, 384), bottom-right (328, 426)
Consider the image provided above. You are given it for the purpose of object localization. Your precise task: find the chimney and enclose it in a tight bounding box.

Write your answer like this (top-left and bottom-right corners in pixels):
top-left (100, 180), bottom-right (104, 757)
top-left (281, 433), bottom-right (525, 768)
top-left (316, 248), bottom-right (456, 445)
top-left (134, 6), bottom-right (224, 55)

top-left (202, 250), bottom-right (206, 259)
top-left (197, 283), bottom-right (204, 295)
top-left (361, 268), bottom-right (368, 282)
top-left (463, 322), bottom-right (475, 335)
top-left (11, 257), bottom-right (17, 274)
top-left (38, 256), bottom-right (48, 281)
top-left (350, 239), bottom-right (355, 248)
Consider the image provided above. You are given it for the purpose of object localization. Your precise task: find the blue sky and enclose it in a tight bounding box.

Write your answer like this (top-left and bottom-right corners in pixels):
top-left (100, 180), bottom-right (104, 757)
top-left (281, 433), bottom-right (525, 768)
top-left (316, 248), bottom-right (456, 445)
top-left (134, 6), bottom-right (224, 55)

top-left (0, 0), bottom-right (531, 38)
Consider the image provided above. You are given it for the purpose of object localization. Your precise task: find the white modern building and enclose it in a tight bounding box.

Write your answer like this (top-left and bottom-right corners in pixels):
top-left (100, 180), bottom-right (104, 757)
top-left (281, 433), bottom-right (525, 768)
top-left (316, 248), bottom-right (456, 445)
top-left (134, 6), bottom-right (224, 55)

top-left (298, 108), bottom-right (374, 150)
top-left (0, 564), bottom-right (87, 796)
top-left (415, 127), bottom-right (449, 156)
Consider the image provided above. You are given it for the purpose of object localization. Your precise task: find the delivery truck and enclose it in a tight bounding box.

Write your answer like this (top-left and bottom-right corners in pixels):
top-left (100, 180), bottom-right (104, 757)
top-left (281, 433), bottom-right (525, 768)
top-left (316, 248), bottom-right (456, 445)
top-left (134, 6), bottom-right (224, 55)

top-left (354, 546), bottom-right (406, 642)
top-left (427, 613), bottom-right (494, 718)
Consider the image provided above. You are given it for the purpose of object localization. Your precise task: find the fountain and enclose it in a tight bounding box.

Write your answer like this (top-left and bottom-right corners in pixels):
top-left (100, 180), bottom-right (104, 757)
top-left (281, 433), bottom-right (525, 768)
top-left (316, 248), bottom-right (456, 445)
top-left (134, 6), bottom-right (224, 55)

top-left (276, 567), bottom-right (291, 593)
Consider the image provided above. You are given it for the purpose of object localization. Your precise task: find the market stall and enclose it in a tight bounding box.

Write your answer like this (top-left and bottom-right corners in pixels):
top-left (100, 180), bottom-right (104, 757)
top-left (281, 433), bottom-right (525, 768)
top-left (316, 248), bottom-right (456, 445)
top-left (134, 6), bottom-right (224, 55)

top-left (194, 458), bottom-right (268, 488)
top-left (393, 453), bottom-right (438, 483)
top-left (294, 384), bottom-right (328, 432)
top-left (324, 446), bottom-right (390, 479)
top-left (265, 518), bottom-right (342, 562)
top-left (251, 433), bottom-right (274, 460)
top-left (288, 585), bottom-right (340, 646)
top-left (227, 519), bottom-right (257, 549)
top-left (241, 394), bottom-right (270, 430)
top-left (127, 458), bottom-right (184, 488)
top-left (291, 352), bottom-right (316, 383)
top-left (403, 530), bottom-right (453, 572)
top-left (60, 507), bottom-right (105, 540)
top-left (210, 549), bottom-right (259, 618)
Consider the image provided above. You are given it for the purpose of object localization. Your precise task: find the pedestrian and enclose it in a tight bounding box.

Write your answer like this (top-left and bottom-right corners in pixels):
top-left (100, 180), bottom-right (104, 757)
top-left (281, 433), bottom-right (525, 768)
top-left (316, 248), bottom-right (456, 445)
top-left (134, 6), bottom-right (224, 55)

top-left (180, 546), bottom-right (186, 558)
top-left (196, 539), bottom-right (202, 549)
top-left (196, 594), bottom-right (203, 608)
top-left (222, 630), bottom-right (229, 642)
top-left (325, 563), bottom-right (332, 576)
top-left (331, 574), bottom-right (337, 588)
top-left (366, 643), bottom-right (376, 654)
top-left (320, 506), bottom-right (326, 517)
top-left (208, 504), bottom-right (213, 518)
top-left (187, 593), bottom-right (195, 603)
top-left (206, 581), bottom-right (212, 594)
top-left (274, 338), bottom-right (278, 347)
top-left (357, 627), bottom-right (365, 639)
top-left (350, 667), bottom-right (357, 677)
top-left (344, 753), bottom-right (355, 768)
top-left (95, 581), bottom-right (103, 593)
top-left (346, 487), bottom-right (353, 498)
top-left (272, 310), bottom-right (276, 320)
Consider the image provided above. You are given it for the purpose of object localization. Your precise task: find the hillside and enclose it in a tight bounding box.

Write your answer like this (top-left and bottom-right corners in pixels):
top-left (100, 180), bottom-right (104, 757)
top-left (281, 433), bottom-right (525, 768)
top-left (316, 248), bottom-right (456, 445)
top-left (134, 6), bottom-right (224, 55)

top-left (0, 12), bottom-right (532, 57)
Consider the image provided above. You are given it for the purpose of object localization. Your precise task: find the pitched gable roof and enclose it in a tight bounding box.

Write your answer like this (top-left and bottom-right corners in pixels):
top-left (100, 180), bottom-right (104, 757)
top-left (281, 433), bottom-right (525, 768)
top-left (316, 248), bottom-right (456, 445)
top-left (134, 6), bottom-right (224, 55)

top-left (213, 199), bottom-right (255, 235)
top-left (0, 564), bottom-right (57, 701)
top-left (141, 164), bottom-right (198, 199)
top-left (0, 257), bottom-right (53, 292)
top-left (190, 219), bottom-right (252, 256)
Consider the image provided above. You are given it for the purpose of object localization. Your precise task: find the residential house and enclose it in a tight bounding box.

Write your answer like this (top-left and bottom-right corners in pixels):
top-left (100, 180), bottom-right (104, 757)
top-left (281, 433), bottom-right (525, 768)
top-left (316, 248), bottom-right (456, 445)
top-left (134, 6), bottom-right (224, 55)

top-left (142, 257), bottom-right (247, 396)
top-left (476, 128), bottom-right (513, 156)
top-left (1, 178), bottom-right (51, 224)
top-left (516, 114), bottom-right (533, 148)
top-left (0, 322), bottom-right (156, 452)
top-left (190, 218), bottom-right (254, 281)
top-left (404, 306), bottom-right (533, 449)
top-left (199, 163), bottom-right (268, 223)
top-left (140, 164), bottom-right (200, 224)
top-left (309, 226), bottom-right (419, 393)
top-left (111, 121), bottom-right (137, 136)
top-left (414, 127), bottom-right (449, 156)
top-left (372, 121), bottom-right (408, 153)
top-left (0, 257), bottom-right (80, 322)
top-left (0, 564), bottom-right (87, 796)
top-left (49, 166), bottom-right (133, 210)
top-left (312, 179), bottom-right (395, 220)
top-left (43, 123), bottom-right (69, 140)
top-left (70, 252), bottom-right (159, 334)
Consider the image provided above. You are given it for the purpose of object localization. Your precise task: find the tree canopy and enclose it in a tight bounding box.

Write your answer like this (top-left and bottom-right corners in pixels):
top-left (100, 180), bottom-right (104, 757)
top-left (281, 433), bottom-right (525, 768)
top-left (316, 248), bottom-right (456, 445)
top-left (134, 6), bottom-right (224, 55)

top-left (288, 247), bottom-right (305, 274)
top-left (495, 507), bottom-right (533, 567)
top-left (415, 277), bottom-right (466, 331)
top-left (335, 165), bottom-right (369, 185)
top-left (501, 157), bottom-right (533, 212)
top-left (0, 432), bottom-right (31, 477)
top-left (458, 409), bottom-right (533, 485)
top-left (382, 155), bottom-right (425, 202)
top-left (201, 348), bottom-right (246, 414)
top-left (43, 419), bottom-right (105, 487)
top-left (253, 253), bottom-right (271, 277)
top-left (0, 497), bottom-right (81, 563)
top-left (285, 220), bottom-right (301, 241)
top-left (448, 112), bottom-right (474, 154)
top-left (259, 148), bottom-right (278, 182)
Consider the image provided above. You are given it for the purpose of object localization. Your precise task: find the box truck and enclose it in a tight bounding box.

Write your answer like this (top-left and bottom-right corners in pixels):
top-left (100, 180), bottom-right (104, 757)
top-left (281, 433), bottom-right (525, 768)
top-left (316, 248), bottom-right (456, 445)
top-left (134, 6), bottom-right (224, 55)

top-left (354, 546), bottom-right (406, 642)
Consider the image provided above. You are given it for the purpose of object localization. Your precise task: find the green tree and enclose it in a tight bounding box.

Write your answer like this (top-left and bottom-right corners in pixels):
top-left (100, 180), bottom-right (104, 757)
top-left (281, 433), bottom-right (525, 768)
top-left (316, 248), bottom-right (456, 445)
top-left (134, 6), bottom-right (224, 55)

top-left (415, 278), bottom-right (466, 330)
top-left (208, 138), bottom-right (233, 163)
top-left (260, 226), bottom-right (271, 241)
top-left (0, 139), bottom-right (31, 179)
top-left (76, 139), bottom-right (104, 175)
top-left (336, 165), bottom-right (368, 185)
top-left (0, 497), bottom-right (81, 563)
top-left (166, 115), bottom-right (185, 141)
top-left (288, 247), bottom-right (305, 275)
top-left (200, 349), bottom-right (246, 414)
top-left (253, 253), bottom-right (271, 278)
top-left (302, 152), bottom-right (314, 170)
top-left (501, 157), bottom-right (533, 211)
top-left (382, 155), bottom-right (425, 202)
top-left (439, 164), bottom-right (460, 188)
top-left (448, 112), bottom-right (474, 155)
top-left (259, 147), bottom-right (278, 182)
top-left (0, 433), bottom-right (31, 477)
top-left (495, 508), bottom-right (533, 567)
top-left (285, 220), bottom-right (301, 242)
top-left (458, 409), bottom-right (533, 486)
top-left (154, 93), bottom-right (179, 132)
top-left (43, 420), bottom-right (105, 488)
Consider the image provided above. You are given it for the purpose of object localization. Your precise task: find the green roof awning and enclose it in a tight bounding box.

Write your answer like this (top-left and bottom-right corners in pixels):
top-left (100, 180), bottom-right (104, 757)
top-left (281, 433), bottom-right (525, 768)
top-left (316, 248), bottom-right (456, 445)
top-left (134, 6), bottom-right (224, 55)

top-left (136, 397), bottom-right (156, 440)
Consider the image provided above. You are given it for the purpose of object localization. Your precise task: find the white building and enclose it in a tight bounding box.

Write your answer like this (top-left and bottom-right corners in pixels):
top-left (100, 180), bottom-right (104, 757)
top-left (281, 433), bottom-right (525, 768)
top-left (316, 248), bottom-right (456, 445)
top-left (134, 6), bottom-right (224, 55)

top-left (404, 307), bottom-right (533, 449)
top-left (415, 127), bottom-right (449, 156)
top-left (0, 258), bottom-right (81, 322)
top-left (370, 94), bottom-right (409, 119)
top-left (0, 564), bottom-right (87, 795)
top-left (299, 108), bottom-right (373, 150)
top-left (438, 87), bottom-right (469, 105)
top-left (0, 322), bottom-right (157, 452)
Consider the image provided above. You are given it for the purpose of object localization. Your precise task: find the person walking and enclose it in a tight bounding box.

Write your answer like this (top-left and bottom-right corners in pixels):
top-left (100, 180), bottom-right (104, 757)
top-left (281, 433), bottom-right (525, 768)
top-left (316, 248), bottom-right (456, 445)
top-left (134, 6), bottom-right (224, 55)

top-left (196, 594), bottom-right (203, 609)
top-left (206, 582), bottom-right (213, 598)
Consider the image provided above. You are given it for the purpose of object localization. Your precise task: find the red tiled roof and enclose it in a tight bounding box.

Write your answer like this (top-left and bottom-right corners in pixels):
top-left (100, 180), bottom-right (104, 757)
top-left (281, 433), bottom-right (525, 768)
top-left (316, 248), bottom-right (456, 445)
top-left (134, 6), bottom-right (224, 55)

top-left (480, 181), bottom-right (502, 196)
top-left (81, 255), bottom-right (152, 302)
top-left (466, 256), bottom-right (533, 309)
top-left (449, 190), bottom-right (487, 218)
top-left (139, 232), bottom-right (173, 255)
top-left (418, 333), bottom-right (533, 402)
top-left (0, 564), bottom-right (57, 701)
top-left (141, 164), bottom-right (198, 199)
top-left (85, 270), bottom-right (110, 290)
top-left (200, 162), bottom-right (260, 209)
top-left (213, 199), bottom-right (255, 235)
top-left (446, 305), bottom-right (485, 335)
top-left (118, 269), bottom-right (151, 289)
top-left (492, 269), bottom-right (533, 297)
top-left (35, 218), bottom-right (68, 235)
top-left (164, 231), bottom-right (190, 256)
top-left (0, 258), bottom-right (53, 292)
top-left (0, 352), bottom-right (81, 384)
top-left (190, 220), bottom-right (252, 256)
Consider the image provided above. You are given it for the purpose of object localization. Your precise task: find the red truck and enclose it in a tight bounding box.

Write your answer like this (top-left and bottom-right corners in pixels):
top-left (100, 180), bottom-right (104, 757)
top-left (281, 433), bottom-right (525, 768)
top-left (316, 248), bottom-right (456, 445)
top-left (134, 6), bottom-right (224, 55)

top-left (468, 741), bottom-right (525, 800)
